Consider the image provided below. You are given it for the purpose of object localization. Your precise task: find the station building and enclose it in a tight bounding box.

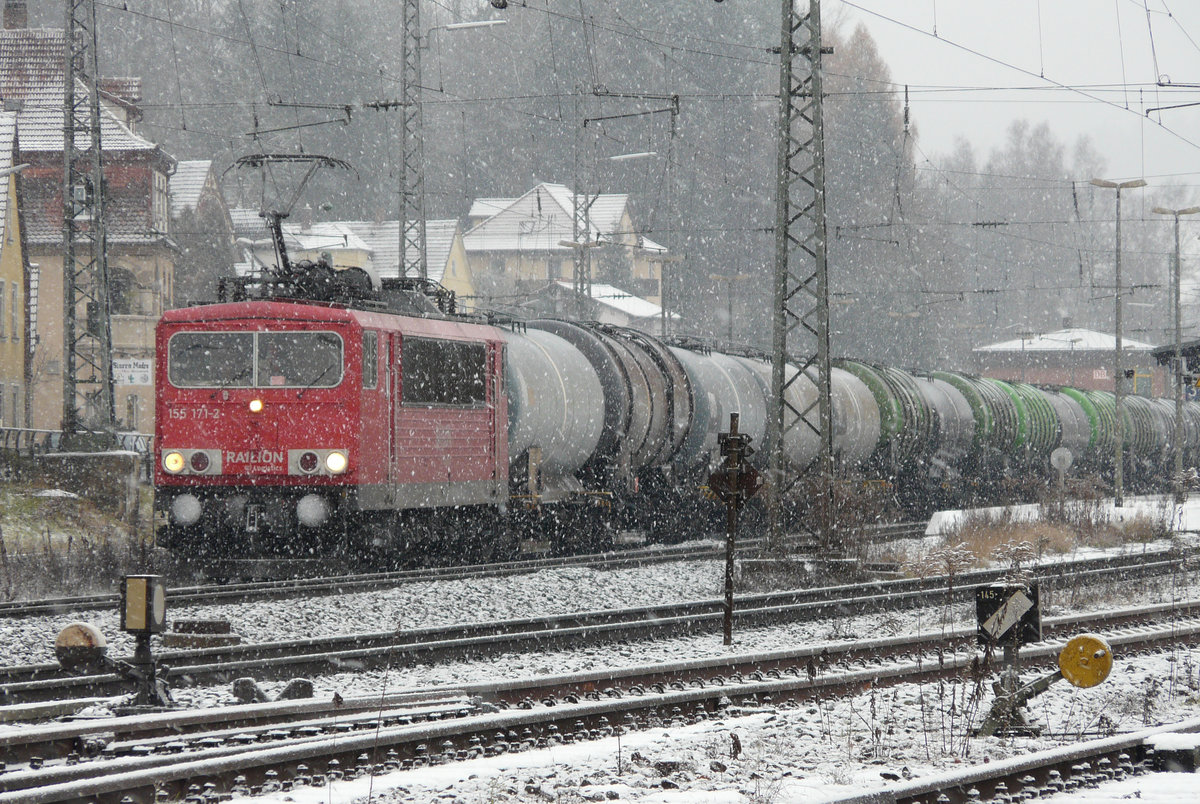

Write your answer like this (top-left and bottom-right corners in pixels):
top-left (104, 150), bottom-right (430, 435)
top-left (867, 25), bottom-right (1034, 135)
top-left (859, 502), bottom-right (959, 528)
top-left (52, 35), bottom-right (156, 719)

top-left (973, 327), bottom-right (1166, 396)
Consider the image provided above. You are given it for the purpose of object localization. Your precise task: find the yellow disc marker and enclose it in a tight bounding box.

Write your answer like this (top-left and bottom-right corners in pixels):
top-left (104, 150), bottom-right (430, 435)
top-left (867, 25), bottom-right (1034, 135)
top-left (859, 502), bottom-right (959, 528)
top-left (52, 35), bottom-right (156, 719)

top-left (1058, 633), bottom-right (1114, 688)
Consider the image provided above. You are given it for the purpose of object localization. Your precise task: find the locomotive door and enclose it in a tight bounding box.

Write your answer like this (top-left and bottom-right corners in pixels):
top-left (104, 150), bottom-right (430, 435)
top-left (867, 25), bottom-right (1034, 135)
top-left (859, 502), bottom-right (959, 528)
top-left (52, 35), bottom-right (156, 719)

top-left (388, 332), bottom-right (401, 500)
top-left (381, 335), bottom-right (393, 488)
top-left (491, 342), bottom-right (508, 487)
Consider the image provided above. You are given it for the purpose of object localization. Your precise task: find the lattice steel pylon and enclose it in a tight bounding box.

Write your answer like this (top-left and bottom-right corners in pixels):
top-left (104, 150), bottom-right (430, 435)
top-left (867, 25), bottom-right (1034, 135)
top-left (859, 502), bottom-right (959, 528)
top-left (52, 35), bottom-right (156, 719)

top-left (766, 0), bottom-right (834, 553)
top-left (400, 0), bottom-right (428, 280)
top-left (61, 0), bottom-right (115, 440)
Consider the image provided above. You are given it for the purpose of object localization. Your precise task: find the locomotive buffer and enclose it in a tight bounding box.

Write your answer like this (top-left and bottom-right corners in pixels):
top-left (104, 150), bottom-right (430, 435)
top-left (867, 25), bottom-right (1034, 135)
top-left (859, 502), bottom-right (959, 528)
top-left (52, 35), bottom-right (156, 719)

top-left (709, 413), bottom-right (763, 645)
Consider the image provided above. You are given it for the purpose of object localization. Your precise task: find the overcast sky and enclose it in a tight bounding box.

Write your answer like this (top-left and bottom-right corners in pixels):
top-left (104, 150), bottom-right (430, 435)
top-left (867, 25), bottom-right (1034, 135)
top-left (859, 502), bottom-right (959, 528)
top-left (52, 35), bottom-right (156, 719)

top-left (832, 1), bottom-right (1200, 190)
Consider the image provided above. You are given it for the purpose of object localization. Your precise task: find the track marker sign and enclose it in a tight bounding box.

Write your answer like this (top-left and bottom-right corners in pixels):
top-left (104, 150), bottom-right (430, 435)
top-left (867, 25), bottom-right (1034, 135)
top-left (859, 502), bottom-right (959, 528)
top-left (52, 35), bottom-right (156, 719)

top-left (976, 583), bottom-right (1041, 648)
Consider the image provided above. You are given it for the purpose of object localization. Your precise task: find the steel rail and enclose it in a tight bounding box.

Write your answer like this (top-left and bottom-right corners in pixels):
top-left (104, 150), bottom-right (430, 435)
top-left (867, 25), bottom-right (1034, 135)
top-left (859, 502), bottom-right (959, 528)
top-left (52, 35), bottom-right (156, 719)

top-left (0, 549), bottom-right (1185, 704)
top-left (5, 617), bottom-right (1200, 804)
top-left (826, 716), bottom-right (1200, 804)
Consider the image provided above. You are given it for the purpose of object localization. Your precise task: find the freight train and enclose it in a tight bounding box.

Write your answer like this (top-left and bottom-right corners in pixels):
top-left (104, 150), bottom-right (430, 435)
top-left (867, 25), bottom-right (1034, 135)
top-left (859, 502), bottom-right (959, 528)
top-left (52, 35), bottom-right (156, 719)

top-left (153, 255), bottom-right (1200, 564)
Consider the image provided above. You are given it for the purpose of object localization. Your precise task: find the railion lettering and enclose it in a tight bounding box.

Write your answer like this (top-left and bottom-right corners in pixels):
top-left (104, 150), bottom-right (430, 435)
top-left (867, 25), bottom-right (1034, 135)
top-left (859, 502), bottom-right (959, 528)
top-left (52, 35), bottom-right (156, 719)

top-left (225, 450), bottom-right (285, 464)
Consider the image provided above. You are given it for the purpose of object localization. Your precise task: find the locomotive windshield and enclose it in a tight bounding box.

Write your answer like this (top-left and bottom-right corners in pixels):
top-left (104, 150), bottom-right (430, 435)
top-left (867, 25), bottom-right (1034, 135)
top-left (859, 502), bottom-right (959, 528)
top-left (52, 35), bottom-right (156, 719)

top-left (168, 331), bottom-right (344, 389)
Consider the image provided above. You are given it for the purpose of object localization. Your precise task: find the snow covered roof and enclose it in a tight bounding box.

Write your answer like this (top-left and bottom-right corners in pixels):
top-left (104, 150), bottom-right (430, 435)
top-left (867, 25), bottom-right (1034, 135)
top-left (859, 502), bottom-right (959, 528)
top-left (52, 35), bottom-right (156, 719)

top-left (338, 220), bottom-right (458, 283)
top-left (229, 212), bottom-right (460, 284)
top-left (280, 222), bottom-right (370, 254)
top-left (974, 327), bottom-right (1154, 353)
top-left (464, 183), bottom-right (631, 253)
top-left (0, 28), bottom-right (157, 153)
top-left (555, 280), bottom-right (674, 321)
top-left (169, 160), bottom-right (211, 217)
top-left (1, 28), bottom-right (174, 247)
top-left (467, 197), bottom-right (512, 220)
top-left (229, 208), bottom-right (269, 240)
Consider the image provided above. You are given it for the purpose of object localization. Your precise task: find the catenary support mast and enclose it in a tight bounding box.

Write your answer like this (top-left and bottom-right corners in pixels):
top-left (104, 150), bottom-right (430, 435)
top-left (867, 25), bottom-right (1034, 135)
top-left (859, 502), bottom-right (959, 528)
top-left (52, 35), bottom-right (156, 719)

top-left (766, 0), bottom-right (834, 554)
top-left (61, 0), bottom-right (115, 440)
top-left (400, 0), bottom-right (428, 280)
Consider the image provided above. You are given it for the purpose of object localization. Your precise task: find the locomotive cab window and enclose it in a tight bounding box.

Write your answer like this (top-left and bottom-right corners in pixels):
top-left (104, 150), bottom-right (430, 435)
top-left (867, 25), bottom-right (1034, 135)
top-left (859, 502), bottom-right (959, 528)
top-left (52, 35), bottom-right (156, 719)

top-left (256, 332), bottom-right (343, 388)
top-left (402, 337), bottom-right (486, 406)
top-left (168, 332), bottom-right (254, 387)
top-left (168, 331), bottom-right (343, 388)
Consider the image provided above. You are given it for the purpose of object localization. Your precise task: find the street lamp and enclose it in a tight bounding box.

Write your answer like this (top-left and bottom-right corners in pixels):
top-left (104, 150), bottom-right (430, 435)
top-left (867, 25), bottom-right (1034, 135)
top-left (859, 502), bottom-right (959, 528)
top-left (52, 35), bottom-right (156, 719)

top-left (1152, 204), bottom-right (1200, 503)
top-left (424, 20), bottom-right (508, 92)
top-left (1091, 177), bottom-right (1147, 507)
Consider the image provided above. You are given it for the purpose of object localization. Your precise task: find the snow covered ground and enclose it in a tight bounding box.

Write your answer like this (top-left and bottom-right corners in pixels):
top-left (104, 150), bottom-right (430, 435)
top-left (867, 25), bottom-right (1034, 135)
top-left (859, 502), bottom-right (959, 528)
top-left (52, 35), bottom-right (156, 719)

top-left (237, 644), bottom-right (1200, 803)
top-left (0, 559), bottom-right (727, 667)
top-left (9, 495), bottom-right (1200, 802)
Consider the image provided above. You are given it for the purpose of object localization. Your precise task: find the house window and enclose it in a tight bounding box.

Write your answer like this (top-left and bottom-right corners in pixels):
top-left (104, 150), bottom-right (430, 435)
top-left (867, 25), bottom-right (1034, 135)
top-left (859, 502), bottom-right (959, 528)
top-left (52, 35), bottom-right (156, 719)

top-left (110, 266), bottom-right (136, 315)
top-left (27, 264), bottom-right (37, 346)
top-left (12, 384), bottom-right (19, 427)
top-left (152, 171), bottom-right (169, 233)
top-left (9, 283), bottom-right (16, 342)
top-left (0, 279), bottom-right (6, 340)
top-left (125, 394), bottom-right (138, 430)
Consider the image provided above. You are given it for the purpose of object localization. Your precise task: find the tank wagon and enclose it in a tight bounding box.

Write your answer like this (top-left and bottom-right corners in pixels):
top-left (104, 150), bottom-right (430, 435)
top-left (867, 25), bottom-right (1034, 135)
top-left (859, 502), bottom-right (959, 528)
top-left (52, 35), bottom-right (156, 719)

top-left (154, 259), bottom-right (1200, 564)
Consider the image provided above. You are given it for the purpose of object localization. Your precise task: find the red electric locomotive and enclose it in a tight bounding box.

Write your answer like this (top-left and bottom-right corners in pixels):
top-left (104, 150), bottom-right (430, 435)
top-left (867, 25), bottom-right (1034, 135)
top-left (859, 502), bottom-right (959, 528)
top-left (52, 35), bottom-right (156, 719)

top-left (154, 267), bottom-right (509, 563)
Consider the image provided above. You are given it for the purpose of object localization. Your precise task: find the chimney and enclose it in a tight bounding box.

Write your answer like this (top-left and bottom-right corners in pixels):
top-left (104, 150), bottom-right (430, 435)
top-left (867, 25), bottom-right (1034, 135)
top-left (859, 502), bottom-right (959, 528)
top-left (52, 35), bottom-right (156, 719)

top-left (4, 1), bottom-right (27, 29)
top-left (300, 203), bottom-right (313, 232)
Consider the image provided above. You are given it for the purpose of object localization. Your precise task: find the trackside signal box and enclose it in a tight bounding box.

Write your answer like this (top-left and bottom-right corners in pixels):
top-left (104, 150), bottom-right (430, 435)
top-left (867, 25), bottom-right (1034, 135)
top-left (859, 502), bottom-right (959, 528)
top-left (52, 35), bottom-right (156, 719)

top-left (121, 574), bottom-right (167, 634)
top-left (975, 583), bottom-right (1041, 648)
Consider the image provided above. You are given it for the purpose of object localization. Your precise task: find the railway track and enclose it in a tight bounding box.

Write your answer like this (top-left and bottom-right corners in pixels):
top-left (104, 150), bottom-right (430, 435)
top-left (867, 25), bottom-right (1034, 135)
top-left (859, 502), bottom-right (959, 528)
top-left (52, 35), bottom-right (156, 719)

top-left (825, 717), bottom-right (1200, 804)
top-left (4, 597), bottom-right (1200, 803)
top-left (0, 522), bottom-right (926, 619)
top-left (0, 547), bottom-right (1188, 706)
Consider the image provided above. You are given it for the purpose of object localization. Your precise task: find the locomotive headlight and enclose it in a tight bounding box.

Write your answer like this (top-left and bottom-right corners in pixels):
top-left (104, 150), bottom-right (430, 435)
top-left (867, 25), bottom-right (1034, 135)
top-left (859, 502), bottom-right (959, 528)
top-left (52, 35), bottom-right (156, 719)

top-left (249, 398), bottom-right (264, 413)
top-left (163, 451), bottom-right (185, 474)
top-left (325, 450), bottom-right (348, 474)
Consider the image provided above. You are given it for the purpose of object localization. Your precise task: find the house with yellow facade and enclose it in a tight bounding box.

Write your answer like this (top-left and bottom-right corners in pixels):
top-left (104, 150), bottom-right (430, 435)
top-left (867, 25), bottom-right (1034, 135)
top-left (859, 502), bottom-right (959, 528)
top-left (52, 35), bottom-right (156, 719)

top-left (0, 111), bottom-right (28, 428)
top-left (1, 15), bottom-right (177, 434)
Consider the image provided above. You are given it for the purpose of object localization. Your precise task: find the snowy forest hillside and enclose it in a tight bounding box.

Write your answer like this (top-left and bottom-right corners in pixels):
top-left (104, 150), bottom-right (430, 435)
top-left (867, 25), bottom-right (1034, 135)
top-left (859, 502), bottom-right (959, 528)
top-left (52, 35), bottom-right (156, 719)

top-left (36, 0), bottom-right (1192, 369)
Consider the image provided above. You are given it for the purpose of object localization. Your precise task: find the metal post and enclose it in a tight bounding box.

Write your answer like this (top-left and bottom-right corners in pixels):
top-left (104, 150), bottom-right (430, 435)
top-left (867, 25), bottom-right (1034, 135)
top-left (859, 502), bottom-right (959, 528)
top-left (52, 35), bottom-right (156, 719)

top-left (1173, 212), bottom-right (1184, 504)
top-left (1092, 178), bottom-right (1146, 509)
top-left (707, 413), bottom-right (761, 647)
top-left (661, 103), bottom-right (678, 338)
top-left (62, 0), bottom-right (115, 441)
top-left (400, 0), bottom-right (427, 280)
top-left (1153, 204), bottom-right (1200, 504)
top-left (722, 413), bottom-right (742, 646)
top-left (727, 286), bottom-right (734, 343)
top-left (1114, 187), bottom-right (1124, 508)
top-left (767, 0), bottom-right (833, 556)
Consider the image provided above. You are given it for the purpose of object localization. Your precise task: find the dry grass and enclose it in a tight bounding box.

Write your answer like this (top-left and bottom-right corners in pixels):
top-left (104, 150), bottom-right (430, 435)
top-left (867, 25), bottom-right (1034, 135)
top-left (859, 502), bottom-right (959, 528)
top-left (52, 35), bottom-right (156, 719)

top-left (0, 480), bottom-right (163, 601)
top-left (909, 498), bottom-right (1172, 573)
top-left (951, 518), bottom-right (1077, 561)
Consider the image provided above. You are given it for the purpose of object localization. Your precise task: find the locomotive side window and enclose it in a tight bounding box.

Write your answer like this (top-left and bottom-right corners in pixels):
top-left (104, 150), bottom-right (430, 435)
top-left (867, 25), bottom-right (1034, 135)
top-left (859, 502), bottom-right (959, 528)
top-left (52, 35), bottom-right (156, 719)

top-left (168, 332), bottom-right (254, 387)
top-left (256, 332), bottom-right (343, 388)
top-left (363, 331), bottom-right (378, 389)
top-left (168, 331), bottom-right (343, 388)
top-left (402, 337), bottom-right (486, 406)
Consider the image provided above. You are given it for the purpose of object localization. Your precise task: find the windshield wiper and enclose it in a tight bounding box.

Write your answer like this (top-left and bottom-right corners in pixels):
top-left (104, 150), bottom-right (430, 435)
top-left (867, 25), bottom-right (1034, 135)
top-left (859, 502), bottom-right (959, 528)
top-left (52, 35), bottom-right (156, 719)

top-left (296, 363), bottom-right (337, 397)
